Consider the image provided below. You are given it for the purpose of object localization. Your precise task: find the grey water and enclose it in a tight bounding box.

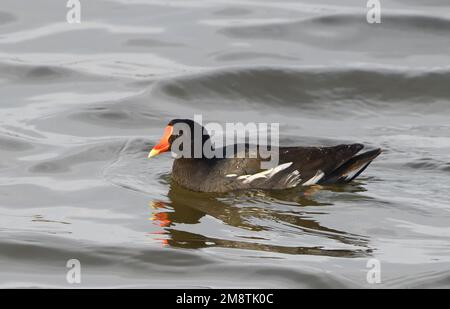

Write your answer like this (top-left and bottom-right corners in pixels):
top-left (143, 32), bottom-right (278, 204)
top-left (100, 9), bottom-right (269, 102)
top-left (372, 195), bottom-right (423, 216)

top-left (1, 0), bottom-right (450, 288)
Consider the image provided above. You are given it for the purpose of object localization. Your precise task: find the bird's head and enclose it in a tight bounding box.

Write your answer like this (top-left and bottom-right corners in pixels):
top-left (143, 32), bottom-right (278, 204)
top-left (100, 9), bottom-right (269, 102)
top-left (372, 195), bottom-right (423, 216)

top-left (148, 119), bottom-right (211, 158)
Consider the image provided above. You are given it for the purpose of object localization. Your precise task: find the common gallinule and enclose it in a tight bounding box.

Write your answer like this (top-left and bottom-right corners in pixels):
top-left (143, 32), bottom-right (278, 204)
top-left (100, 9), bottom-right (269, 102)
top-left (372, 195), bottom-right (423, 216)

top-left (149, 119), bottom-right (381, 192)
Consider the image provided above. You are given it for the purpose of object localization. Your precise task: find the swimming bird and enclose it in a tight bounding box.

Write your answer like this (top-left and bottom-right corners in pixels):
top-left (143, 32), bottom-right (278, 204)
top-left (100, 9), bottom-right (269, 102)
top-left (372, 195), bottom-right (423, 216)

top-left (148, 119), bottom-right (381, 193)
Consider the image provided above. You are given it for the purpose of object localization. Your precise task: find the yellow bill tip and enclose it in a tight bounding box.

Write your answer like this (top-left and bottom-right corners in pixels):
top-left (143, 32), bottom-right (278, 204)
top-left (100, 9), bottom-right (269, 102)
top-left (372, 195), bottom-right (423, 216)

top-left (148, 149), bottom-right (159, 158)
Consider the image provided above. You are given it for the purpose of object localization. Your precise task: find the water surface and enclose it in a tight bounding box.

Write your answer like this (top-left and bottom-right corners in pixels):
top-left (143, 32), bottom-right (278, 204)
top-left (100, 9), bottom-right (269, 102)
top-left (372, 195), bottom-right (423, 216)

top-left (1, 0), bottom-right (450, 288)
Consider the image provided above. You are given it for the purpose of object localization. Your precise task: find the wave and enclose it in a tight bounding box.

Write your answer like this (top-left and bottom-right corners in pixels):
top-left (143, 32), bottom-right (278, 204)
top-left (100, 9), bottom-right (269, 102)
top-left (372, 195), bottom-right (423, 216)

top-left (405, 158), bottom-right (450, 172)
top-left (0, 11), bottom-right (15, 26)
top-left (212, 51), bottom-right (299, 62)
top-left (0, 62), bottom-right (111, 84)
top-left (219, 13), bottom-right (450, 55)
top-left (153, 66), bottom-right (450, 112)
top-left (393, 0), bottom-right (450, 7)
top-left (28, 141), bottom-right (124, 175)
top-left (0, 235), bottom-right (358, 288)
top-left (0, 134), bottom-right (34, 152)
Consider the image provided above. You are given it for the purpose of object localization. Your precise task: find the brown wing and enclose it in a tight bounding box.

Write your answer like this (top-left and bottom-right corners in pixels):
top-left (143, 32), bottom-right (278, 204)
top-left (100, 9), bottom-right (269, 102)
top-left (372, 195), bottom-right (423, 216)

top-left (278, 144), bottom-right (365, 183)
top-left (196, 144), bottom-right (378, 192)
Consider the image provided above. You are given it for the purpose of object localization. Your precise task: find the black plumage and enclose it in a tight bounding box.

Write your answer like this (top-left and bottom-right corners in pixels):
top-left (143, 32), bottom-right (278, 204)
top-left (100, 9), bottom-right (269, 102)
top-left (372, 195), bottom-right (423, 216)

top-left (151, 119), bottom-right (381, 193)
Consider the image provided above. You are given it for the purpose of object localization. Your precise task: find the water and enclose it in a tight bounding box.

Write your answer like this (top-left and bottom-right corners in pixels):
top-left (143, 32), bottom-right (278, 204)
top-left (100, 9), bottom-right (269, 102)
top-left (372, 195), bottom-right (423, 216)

top-left (1, 0), bottom-right (450, 288)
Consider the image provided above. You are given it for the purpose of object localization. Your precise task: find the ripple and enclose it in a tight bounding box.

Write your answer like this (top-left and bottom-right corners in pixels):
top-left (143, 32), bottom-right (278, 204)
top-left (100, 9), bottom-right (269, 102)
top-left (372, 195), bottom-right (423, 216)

top-left (213, 7), bottom-right (252, 16)
top-left (0, 235), bottom-right (357, 288)
top-left (154, 66), bottom-right (450, 113)
top-left (220, 14), bottom-right (450, 55)
top-left (213, 51), bottom-right (299, 62)
top-left (405, 158), bottom-right (450, 172)
top-left (393, 0), bottom-right (450, 6)
top-left (0, 11), bottom-right (16, 26)
top-left (69, 104), bottom-right (159, 128)
top-left (0, 135), bottom-right (34, 152)
top-left (0, 62), bottom-right (110, 84)
top-left (0, 22), bottom-right (163, 44)
top-left (126, 38), bottom-right (183, 48)
top-left (26, 66), bottom-right (63, 79)
top-left (29, 141), bottom-right (123, 175)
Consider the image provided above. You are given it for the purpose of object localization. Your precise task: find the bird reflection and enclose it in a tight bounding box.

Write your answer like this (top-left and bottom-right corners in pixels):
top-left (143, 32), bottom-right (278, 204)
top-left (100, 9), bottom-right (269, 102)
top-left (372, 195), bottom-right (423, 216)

top-left (148, 180), bottom-right (372, 257)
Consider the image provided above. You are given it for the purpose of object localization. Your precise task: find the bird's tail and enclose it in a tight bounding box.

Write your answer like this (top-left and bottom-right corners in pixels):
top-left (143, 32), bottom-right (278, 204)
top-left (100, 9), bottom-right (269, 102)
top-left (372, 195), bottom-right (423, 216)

top-left (321, 148), bottom-right (382, 184)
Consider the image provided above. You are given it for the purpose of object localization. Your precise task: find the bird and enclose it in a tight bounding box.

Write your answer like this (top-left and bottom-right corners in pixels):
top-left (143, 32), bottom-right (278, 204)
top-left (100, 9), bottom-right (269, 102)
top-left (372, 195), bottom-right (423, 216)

top-left (148, 119), bottom-right (381, 193)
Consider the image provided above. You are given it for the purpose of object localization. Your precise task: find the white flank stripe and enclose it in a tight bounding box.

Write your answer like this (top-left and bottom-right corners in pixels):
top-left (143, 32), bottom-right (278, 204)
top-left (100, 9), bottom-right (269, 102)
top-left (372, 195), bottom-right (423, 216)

top-left (267, 162), bottom-right (293, 177)
top-left (302, 170), bottom-right (325, 186)
top-left (233, 162), bottom-right (294, 185)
